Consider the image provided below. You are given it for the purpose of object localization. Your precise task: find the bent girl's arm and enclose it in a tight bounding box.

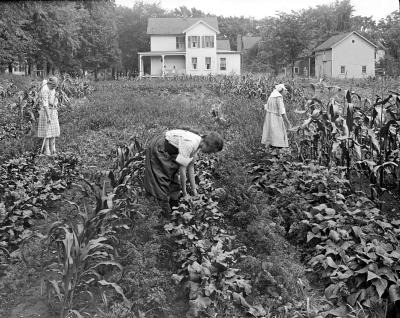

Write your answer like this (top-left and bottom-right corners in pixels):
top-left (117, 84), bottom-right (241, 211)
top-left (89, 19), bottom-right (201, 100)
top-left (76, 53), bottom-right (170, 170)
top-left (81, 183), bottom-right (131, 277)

top-left (187, 162), bottom-right (197, 196)
top-left (179, 166), bottom-right (188, 198)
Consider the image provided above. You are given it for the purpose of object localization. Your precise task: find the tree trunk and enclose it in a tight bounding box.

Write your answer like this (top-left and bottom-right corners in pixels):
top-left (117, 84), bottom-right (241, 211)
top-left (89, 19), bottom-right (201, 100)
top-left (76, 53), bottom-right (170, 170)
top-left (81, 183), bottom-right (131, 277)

top-left (43, 60), bottom-right (48, 78)
top-left (8, 63), bottom-right (13, 74)
top-left (32, 64), bottom-right (37, 77)
top-left (94, 68), bottom-right (98, 81)
top-left (292, 61), bottom-right (295, 78)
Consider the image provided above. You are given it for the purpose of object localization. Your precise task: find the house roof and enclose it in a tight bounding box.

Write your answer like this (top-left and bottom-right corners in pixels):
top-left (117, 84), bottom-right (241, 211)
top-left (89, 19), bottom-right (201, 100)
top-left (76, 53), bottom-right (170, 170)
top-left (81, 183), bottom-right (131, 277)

top-left (376, 40), bottom-right (387, 50)
top-left (217, 51), bottom-right (241, 54)
top-left (314, 31), bottom-right (377, 52)
top-left (242, 36), bottom-right (261, 50)
top-left (217, 39), bottom-right (231, 50)
top-left (147, 17), bottom-right (219, 35)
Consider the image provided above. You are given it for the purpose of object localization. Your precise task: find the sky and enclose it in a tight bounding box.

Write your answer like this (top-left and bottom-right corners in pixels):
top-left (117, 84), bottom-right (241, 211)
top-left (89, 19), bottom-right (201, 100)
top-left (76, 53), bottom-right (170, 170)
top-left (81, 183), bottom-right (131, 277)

top-left (115, 0), bottom-right (399, 20)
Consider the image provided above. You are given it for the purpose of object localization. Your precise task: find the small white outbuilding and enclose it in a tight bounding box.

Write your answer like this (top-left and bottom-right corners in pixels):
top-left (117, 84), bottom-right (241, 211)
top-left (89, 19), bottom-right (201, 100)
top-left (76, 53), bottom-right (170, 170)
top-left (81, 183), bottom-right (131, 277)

top-left (314, 31), bottom-right (377, 79)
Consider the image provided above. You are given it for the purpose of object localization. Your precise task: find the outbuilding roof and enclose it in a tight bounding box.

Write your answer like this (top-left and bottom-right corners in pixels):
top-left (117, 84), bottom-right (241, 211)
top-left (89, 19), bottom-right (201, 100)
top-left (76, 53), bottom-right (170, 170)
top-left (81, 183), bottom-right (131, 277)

top-left (147, 17), bottom-right (219, 35)
top-left (314, 31), bottom-right (377, 51)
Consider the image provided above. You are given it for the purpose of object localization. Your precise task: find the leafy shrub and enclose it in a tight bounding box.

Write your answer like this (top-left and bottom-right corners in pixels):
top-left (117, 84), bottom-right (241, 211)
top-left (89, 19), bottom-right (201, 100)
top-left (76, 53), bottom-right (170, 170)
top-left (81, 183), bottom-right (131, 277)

top-left (0, 152), bottom-right (80, 249)
top-left (247, 151), bottom-right (400, 315)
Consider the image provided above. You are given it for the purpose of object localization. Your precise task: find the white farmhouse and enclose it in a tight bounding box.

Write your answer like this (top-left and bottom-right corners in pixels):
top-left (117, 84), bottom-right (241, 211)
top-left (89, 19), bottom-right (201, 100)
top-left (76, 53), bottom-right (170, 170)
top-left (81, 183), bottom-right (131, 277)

top-left (314, 31), bottom-right (377, 79)
top-left (138, 17), bottom-right (241, 77)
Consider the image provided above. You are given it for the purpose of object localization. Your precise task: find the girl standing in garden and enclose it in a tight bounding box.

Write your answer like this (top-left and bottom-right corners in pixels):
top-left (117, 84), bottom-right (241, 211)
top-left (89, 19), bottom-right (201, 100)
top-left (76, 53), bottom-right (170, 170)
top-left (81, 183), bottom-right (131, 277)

top-left (261, 83), bottom-right (292, 150)
top-left (144, 129), bottom-right (224, 213)
top-left (38, 76), bottom-right (60, 156)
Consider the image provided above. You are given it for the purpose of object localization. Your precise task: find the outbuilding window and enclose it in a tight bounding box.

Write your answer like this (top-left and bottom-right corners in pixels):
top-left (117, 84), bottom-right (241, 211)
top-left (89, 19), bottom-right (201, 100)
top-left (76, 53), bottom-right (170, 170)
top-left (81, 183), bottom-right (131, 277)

top-left (362, 65), bottom-right (367, 73)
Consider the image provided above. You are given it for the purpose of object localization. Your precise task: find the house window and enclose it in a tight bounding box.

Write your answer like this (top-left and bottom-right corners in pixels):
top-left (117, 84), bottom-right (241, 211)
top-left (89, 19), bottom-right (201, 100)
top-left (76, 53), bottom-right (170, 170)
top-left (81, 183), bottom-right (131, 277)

top-left (176, 36), bottom-right (185, 50)
top-left (205, 57), bottom-right (211, 70)
top-left (362, 65), bottom-right (367, 73)
top-left (188, 36), bottom-right (200, 48)
top-left (340, 66), bottom-right (346, 74)
top-left (192, 57), bottom-right (197, 70)
top-left (220, 58), bottom-right (226, 71)
top-left (202, 36), bottom-right (215, 48)
top-left (294, 67), bottom-right (299, 75)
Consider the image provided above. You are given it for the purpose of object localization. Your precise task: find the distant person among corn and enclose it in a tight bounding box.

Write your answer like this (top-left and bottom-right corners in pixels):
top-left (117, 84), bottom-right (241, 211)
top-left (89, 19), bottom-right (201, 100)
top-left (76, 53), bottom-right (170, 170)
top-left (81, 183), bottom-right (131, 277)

top-left (261, 84), bottom-right (292, 150)
top-left (144, 129), bottom-right (224, 213)
top-left (38, 76), bottom-right (60, 156)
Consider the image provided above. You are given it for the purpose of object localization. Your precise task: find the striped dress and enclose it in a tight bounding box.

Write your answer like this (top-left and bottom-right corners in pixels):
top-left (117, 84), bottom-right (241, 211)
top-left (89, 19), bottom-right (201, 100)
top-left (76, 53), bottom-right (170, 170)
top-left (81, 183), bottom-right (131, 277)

top-left (37, 81), bottom-right (60, 138)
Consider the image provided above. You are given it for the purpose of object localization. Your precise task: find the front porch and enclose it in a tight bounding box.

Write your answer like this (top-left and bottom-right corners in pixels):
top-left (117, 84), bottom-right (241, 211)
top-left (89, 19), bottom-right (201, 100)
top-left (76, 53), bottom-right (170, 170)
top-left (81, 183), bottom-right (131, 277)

top-left (138, 51), bottom-right (186, 77)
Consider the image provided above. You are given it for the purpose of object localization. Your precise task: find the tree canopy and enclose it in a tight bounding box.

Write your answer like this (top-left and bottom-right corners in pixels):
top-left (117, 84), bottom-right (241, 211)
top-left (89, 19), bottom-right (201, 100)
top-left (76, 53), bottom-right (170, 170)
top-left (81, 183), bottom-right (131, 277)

top-left (0, 0), bottom-right (399, 76)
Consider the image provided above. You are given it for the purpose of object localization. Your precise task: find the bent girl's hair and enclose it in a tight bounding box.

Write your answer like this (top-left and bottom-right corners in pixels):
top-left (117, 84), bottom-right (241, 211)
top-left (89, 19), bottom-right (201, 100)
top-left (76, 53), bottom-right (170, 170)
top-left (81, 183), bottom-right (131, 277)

top-left (204, 131), bottom-right (224, 152)
top-left (177, 127), bottom-right (224, 151)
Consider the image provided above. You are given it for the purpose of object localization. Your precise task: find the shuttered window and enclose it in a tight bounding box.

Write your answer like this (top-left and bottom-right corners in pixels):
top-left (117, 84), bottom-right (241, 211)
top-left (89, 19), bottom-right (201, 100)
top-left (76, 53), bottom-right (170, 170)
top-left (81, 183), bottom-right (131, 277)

top-left (205, 57), bottom-right (211, 69)
top-left (188, 36), bottom-right (200, 48)
top-left (176, 36), bottom-right (185, 50)
top-left (192, 57), bottom-right (198, 70)
top-left (202, 36), bottom-right (215, 48)
top-left (220, 58), bottom-right (226, 71)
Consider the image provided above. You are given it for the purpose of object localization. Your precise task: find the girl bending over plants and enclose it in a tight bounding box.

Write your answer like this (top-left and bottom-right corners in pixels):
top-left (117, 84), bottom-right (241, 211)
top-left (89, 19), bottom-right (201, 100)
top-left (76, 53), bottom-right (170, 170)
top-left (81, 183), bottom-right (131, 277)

top-left (144, 128), bottom-right (223, 213)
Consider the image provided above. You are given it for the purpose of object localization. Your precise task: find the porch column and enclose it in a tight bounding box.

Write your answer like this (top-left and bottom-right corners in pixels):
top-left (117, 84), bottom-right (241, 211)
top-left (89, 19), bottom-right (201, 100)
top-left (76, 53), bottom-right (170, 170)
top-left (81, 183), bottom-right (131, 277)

top-left (161, 55), bottom-right (165, 77)
top-left (139, 55), bottom-right (144, 77)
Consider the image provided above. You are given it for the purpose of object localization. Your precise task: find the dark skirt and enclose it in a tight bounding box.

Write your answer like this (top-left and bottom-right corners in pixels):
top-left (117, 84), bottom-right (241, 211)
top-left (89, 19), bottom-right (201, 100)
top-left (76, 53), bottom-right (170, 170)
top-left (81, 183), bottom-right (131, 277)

top-left (144, 134), bottom-right (181, 211)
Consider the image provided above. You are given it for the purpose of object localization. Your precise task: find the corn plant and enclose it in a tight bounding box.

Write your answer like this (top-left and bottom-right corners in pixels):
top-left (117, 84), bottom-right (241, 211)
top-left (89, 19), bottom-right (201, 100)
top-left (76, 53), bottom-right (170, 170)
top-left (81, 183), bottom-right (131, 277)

top-left (46, 200), bottom-right (128, 317)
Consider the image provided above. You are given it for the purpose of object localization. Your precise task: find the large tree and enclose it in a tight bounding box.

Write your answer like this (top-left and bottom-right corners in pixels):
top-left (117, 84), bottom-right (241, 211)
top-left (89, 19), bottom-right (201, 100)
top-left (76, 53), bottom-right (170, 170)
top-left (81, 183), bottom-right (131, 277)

top-left (76, 1), bottom-right (120, 78)
top-left (116, 2), bottom-right (165, 74)
top-left (26, 1), bottom-right (84, 74)
top-left (0, 2), bottom-right (33, 72)
top-left (377, 12), bottom-right (400, 75)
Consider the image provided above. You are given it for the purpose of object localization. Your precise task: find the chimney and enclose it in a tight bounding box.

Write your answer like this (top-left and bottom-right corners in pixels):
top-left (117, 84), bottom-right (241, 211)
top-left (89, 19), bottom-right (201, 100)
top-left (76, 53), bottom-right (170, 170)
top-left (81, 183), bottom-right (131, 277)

top-left (237, 35), bottom-right (242, 52)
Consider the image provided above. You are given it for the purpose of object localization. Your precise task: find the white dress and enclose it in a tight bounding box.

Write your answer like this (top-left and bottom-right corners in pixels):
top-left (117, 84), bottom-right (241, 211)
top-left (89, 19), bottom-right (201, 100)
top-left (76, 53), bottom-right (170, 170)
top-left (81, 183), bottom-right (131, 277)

top-left (261, 90), bottom-right (289, 148)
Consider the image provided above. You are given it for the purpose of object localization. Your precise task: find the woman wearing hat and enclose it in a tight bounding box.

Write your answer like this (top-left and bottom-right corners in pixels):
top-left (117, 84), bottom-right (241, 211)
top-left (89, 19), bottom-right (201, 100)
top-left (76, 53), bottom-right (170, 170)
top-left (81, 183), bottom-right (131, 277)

top-left (261, 84), bottom-right (292, 149)
top-left (38, 76), bottom-right (60, 156)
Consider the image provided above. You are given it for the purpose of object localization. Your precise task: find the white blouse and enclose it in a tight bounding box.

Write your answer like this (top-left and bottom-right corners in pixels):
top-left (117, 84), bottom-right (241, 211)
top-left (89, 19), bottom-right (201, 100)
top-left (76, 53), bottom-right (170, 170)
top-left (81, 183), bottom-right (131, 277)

top-left (264, 92), bottom-right (286, 115)
top-left (40, 80), bottom-right (58, 109)
top-left (165, 129), bottom-right (202, 167)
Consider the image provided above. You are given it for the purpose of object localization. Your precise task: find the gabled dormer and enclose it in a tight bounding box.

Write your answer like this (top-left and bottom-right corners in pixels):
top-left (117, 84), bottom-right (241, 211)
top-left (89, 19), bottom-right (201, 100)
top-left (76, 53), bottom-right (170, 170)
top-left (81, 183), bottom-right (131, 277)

top-left (147, 17), bottom-right (219, 52)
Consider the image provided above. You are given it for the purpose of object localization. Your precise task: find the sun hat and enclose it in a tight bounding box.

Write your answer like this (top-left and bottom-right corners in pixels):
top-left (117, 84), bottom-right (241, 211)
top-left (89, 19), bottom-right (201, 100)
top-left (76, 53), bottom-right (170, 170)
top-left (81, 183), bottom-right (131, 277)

top-left (274, 84), bottom-right (287, 92)
top-left (47, 76), bottom-right (59, 87)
